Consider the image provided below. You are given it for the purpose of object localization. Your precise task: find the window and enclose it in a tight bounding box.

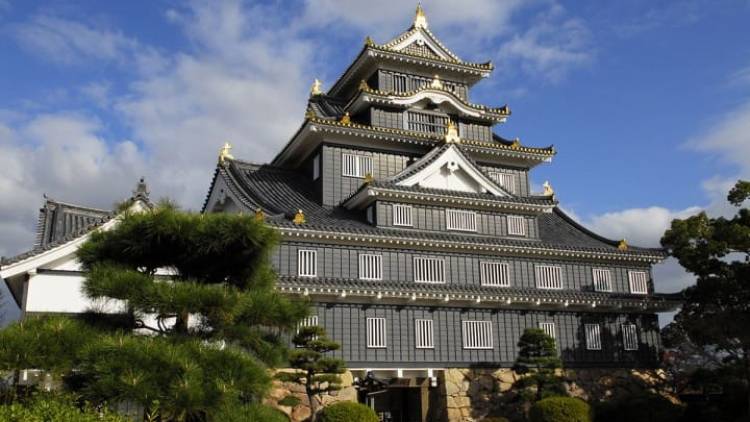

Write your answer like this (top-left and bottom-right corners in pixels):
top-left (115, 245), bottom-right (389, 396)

top-left (462, 321), bottom-right (493, 349)
top-left (480, 261), bottom-right (510, 287)
top-left (539, 322), bottom-right (556, 340)
top-left (592, 268), bottom-right (613, 292)
top-left (585, 324), bottom-right (602, 350)
top-left (507, 216), bottom-right (526, 236)
top-left (297, 249), bottom-right (317, 277)
top-left (535, 265), bottom-right (563, 290)
top-left (366, 206), bottom-right (374, 224)
top-left (489, 172), bottom-right (517, 194)
top-left (622, 324), bottom-right (638, 351)
top-left (446, 209), bottom-right (477, 232)
top-left (406, 110), bottom-right (448, 134)
top-left (415, 319), bottom-right (434, 349)
top-left (359, 254), bottom-right (383, 281)
top-left (413, 257), bottom-right (446, 283)
top-left (393, 204), bottom-right (413, 227)
top-left (628, 271), bottom-right (649, 294)
top-left (296, 316), bottom-right (319, 345)
top-left (342, 153), bottom-right (373, 178)
top-left (367, 317), bottom-right (387, 348)
top-left (393, 74), bottom-right (407, 92)
top-left (312, 154), bottom-right (320, 180)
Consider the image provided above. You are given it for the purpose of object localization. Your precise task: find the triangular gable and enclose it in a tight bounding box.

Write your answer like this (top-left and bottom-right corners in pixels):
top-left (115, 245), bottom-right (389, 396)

top-left (382, 28), bottom-right (461, 62)
top-left (394, 145), bottom-right (511, 197)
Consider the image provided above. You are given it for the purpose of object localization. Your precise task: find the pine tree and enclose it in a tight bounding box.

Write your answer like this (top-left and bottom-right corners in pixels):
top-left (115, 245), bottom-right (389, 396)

top-left (276, 325), bottom-right (346, 422)
top-left (513, 328), bottom-right (564, 402)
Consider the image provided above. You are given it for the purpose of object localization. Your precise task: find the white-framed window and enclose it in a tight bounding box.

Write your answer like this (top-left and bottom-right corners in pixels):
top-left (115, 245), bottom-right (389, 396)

top-left (296, 316), bottom-right (319, 345)
top-left (367, 317), bottom-right (387, 348)
top-left (415, 319), bottom-right (434, 349)
top-left (592, 268), bottom-right (613, 292)
top-left (342, 153), bottom-right (373, 178)
top-left (507, 215), bottom-right (527, 236)
top-left (393, 74), bottom-right (407, 92)
top-left (585, 324), bottom-right (602, 350)
top-left (312, 154), bottom-right (320, 180)
top-left (359, 254), bottom-right (383, 280)
top-left (489, 172), bottom-right (517, 194)
top-left (535, 265), bottom-right (563, 290)
top-left (413, 257), bottom-right (446, 284)
top-left (628, 271), bottom-right (649, 294)
top-left (297, 249), bottom-right (317, 277)
top-left (393, 204), bottom-right (413, 227)
top-left (462, 320), bottom-right (493, 349)
top-left (539, 322), bottom-right (556, 340)
top-left (622, 324), bottom-right (638, 351)
top-left (479, 261), bottom-right (510, 287)
top-left (446, 209), bottom-right (477, 232)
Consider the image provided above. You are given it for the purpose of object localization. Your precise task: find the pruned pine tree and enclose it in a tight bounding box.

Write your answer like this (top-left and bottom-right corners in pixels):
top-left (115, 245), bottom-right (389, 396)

top-left (513, 328), bottom-right (564, 402)
top-left (276, 325), bottom-right (346, 422)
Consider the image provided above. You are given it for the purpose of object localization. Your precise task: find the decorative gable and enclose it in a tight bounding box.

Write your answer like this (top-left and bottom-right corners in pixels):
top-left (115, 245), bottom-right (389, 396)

top-left (386, 29), bottom-right (459, 62)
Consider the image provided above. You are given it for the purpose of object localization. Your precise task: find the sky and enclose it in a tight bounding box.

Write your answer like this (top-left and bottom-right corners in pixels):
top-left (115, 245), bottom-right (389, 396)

top-left (0, 0), bottom-right (749, 324)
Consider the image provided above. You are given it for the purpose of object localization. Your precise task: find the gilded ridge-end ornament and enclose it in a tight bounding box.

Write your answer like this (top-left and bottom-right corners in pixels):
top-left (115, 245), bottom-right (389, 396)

top-left (414, 3), bottom-right (428, 29)
top-left (444, 120), bottom-right (460, 144)
top-left (310, 79), bottom-right (323, 96)
top-left (304, 107), bottom-right (316, 120)
top-left (511, 138), bottom-right (521, 149)
top-left (340, 112), bottom-right (351, 124)
top-left (293, 209), bottom-right (306, 225)
top-left (359, 79), bottom-right (370, 91)
top-left (365, 36), bottom-right (375, 46)
top-left (543, 180), bottom-right (554, 197)
top-left (218, 142), bottom-right (234, 165)
top-left (618, 239), bottom-right (629, 251)
top-left (364, 173), bottom-right (374, 184)
top-left (430, 74), bottom-right (443, 89)
top-left (254, 210), bottom-right (265, 222)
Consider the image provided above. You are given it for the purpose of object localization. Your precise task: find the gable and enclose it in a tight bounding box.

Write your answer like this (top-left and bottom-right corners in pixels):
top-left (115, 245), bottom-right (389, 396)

top-left (386, 29), bottom-right (460, 62)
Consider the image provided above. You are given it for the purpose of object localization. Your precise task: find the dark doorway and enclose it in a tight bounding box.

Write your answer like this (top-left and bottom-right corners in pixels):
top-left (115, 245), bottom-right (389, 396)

top-left (357, 375), bottom-right (430, 422)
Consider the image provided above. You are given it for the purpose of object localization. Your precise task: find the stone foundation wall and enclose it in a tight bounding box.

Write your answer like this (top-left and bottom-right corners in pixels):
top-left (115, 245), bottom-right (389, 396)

top-left (265, 370), bottom-right (358, 422)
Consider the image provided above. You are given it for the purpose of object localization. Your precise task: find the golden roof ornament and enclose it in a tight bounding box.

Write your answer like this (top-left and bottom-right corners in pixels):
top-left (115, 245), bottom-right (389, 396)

top-left (444, 120), bottom-right (460, 144)
top-left (218, 142), bottom-right (234, 165)
top-left (359, 79), bottom-right (370, 91)
top-left (340, 112), bottom-right (351, 125)
top-left (414, 3), bottom-right (428, 29)
top-left (430, 74), bottom-right (443, 89)
top-left (304, 107), bottom-right (316, 120)
top-left (293, 209), bottom-right (306, 225)
top-left (618, 239), bottom-right (629, 251)
top-left (364, 173), bottom-right (374, 184)
top-left (254, 210), bottom-right (265, 222)
top-left (364, 36), bottom-right (375, 46)
top-left (310, 78), bottom-right (323, 96)
top-left (511, 138), bottom-right (521, 149)
top-left (542, 180), bottom-right (555, 197)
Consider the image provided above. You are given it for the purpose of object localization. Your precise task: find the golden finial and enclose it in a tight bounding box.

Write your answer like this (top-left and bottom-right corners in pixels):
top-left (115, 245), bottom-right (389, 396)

top-left (254, 210), bottom-right (265, 222)
top-left (365, 36), bottom-right (375, 46)
top-left (414, 3), bottom-right (428, 29)
top-left (310, 79), bottom-right (323, 96)
top-left (430, 74), bottom-right (443, 89)
top-left (364, 173), bottom-right (374, 184)
top-left (359, 79), bottom-right (370, 91)
top-left (340, 112), bottom-right (351, 125)
top-left (543, 181), bottom-right (554, 196)
top-left (618, 239), bottom-right (629, 251)
top-left (304, 107), bottom-right (316, 120)
top-left (293, 209), bottom-right (306, 225)
top-left (444, 120), bottom-right (460, 144)
top-left (511, 138), bottom-right (521, 149)
top-left (218, 142), bottom-right (234, 165)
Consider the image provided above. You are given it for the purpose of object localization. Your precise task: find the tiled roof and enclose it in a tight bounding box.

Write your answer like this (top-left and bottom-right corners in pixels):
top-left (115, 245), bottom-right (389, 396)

top-left (308, 95), bottom-right (346, 119)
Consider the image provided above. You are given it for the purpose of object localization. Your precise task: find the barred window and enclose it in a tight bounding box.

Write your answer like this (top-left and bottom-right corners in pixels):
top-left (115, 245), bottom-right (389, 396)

top-left (312, 154), bottom-right (320, 180)
top-left (297, 249), bottom-right (317, 277)
top-left (535, 265), bottom-right (563, 290)
top-left (415, 319), bottom-right (434, 349)
top-left (592, 268), bottom-right (613, 292)
top-left (480, 261), bottom-right (510, 287)
top-left (296, 316), bottom-right (319, 345)
top-left (622, 324), bottom-right (638, 351)
top-left (393, 204), bottom-right (413, 227)
top-left (585, 324), bottom-right (602, 350)
top-left (446, 209), bottom-right (477, 232)
top-left (507, 216), bottom-right (527, 236)
top-left (393, 74), bottom-right (407, 92)
top-left (367, 317), bottom-right (387, 348)
top-left (414, 257), bottom-right (446, 283)
top-left (406, 110), bottom-right (448, 134)
top-left (628, 271), bottom-right (649, 294)
top-left (462, 321), bottom-right (493, 349)
top-left (342, 153), bottom-right (373, 178)
top-left (359, 254), bottom-right (383, 281)
top-left (539, 322), bottom-right (556, 340)
top-left (489, 172), bottom-right (517, 194)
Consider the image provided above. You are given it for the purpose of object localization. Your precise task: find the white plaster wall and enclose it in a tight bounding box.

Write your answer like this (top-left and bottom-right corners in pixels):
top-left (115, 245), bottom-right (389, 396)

top-left (25, 273), bottom-right (123, 314)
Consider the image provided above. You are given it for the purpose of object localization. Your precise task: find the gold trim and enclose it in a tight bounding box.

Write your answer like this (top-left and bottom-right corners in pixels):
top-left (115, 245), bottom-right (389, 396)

top-left (618, 239), bottom-right (629, 251)
top-left (340, 112), bottom-right (351, 124)
top-left (218, 142), bottom-right (234, 165)
top-left (293, 209), bottom-right (306, 225)
top-left (310, 78), bottom-right (322, 96)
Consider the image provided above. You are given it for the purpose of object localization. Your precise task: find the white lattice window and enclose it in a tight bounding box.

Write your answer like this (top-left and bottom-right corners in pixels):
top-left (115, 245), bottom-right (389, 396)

top-left (535, 265), bottom-right (563, 290)
top-left (342, 153), bottom-right (373, 178)
top-left (539, 322), bottom-right (556, 340)
top-left (480, 261), bottom-right (510, 287)
top-left (592, 268), bottom-right (612, 292)
top-left (628, 271), bottom-right (649, 294)
top-left (489, 172), bottom-right (517, 194)
top-left (415, 319), bottom-right (434, 349)
top-left (296, 315), bottom-right (319, 345)
top-left (507, 215), bottom-right (526, 236)
top-left (367, 317), bottom-right (387, 348)
top-left (462, 321), bottom-right (493, 349)
top-left (393, 204), bottom-right (413, 227)
top-left (393, 74), bottom-right (407, 92)
top-left (406, 110), bottom-right (448, 135)
top-left (312, 154), bottom-right (320, 180)
top-left (585, 324), bottom-right (602, 350)
top-left (297, 249), bottom-right (317, 277)
top-left (359, 254), bottom-right (383, 281)
top-left (414, 257), bottom-right (446, 283)
top-left (622, 324), bottom-right (638, 351)
top-left (446, 209), bottom-right (477, 232)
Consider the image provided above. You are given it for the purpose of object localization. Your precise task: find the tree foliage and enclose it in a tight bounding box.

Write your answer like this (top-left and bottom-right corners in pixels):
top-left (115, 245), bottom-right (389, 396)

top-left (513, 328), bottom-right (564, 402)
top-left (529, 397), bottom-right (591, 422)
top-left (317, 401), bottom-right (378, 422)
top-left (660, 179), bottom-right (750, 419)
top-left (0, 393), bottom-right (128, 422)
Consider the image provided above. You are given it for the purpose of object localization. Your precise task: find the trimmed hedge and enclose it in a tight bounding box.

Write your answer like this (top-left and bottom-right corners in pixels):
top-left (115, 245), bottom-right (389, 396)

top-left (593, 393), bottom-right (684, 422)
top-left (318, 402), bottom-right (378, 422)
top-left (0, 395), bottom-right (128, 422)
top-left (213, 403), bottom-right (289, 422)
top-left (530, 397), bottom-right (592, 422)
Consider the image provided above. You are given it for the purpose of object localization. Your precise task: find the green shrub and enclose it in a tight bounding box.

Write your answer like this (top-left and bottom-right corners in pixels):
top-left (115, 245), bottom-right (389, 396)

top-left (278, 395), bottom-right (301, 407)
top-left (0, 394), bottom-right (128, 422)
top-left (213, 403), bottom-right (289, 422)
top-left (593, 393), bottom-right (684, 422)
top-left (318, 401), bottom-right (378, 422)
top-left (530, 396), bottom-right (591, 422)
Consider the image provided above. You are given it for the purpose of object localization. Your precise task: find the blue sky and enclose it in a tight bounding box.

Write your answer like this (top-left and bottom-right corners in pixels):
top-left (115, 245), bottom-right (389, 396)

top-left (1, 0), bottom-right (749, 322)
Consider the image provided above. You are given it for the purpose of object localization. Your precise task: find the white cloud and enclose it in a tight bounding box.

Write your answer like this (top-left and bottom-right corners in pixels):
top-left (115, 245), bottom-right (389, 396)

top-left (585, 206), bottom-right (702, 248)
